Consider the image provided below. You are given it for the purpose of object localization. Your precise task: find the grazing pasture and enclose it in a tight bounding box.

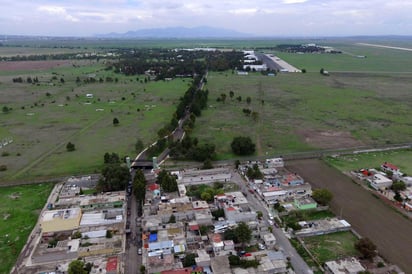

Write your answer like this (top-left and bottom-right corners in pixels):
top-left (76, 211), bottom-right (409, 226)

top-left (0, 61), bottom-right (188, 182)
top-left (193, 70), bottom-right (412, 159)
top-left (0, 183), bottom-right (53, 274)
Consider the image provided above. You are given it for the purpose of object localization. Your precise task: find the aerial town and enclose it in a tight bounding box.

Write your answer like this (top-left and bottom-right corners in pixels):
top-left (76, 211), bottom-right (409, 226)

top-left (11, 154), bottom-right (409, 274)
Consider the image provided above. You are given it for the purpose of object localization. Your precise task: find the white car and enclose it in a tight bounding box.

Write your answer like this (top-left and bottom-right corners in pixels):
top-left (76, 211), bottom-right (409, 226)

top-left (268, 214), bottom-right (274, 220)
top-left (258, 243), bottom-right (266, 250)
top-left (268, 220), bottom-right (274, 226)
top-left (137, 248), bottom-right (142, 255)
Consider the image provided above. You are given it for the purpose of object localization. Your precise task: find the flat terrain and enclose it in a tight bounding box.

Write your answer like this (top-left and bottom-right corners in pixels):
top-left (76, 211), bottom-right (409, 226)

top-left (0, 61), bottom-right (188, 182)
top-left (303, 231), bottom-right (360, 265)
top-left (275, 41), bottom-right (412, 72)
top-left (0, 183), bottom-right (53, 274)
top-left (325, 149), bottom-right (412, 174)
top-left (193, 70), bottom-right (412, 159)
top-left (287, 159), bottom-right (412, 273)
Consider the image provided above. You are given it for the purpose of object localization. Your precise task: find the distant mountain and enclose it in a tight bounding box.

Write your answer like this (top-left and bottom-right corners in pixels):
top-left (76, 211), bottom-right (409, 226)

top-left (97, 26), bottom-right (252, 38)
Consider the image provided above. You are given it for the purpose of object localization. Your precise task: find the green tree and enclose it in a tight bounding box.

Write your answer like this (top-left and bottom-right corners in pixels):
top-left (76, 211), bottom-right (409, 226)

top-left (2, 106), bottom-right (10, 113)
top-left (224, 229), bottom-right (238, 243)
top-left (157, 169), bottom-right (178, 192)
top-left (229, 90), bottom-right (234, 99)
top-left (140, 265), bottom-right (146, 274)
top-left (355, 237), bottom-right (377, 260)
top-left (251, 111), bottom-right (259, 122)
top-left (68, 259), bottom-right (87, 274)
top-left (394, 191), bottom-right (403, 202)
top-left (66, 142), bottom-right (75, 152)
top-left (312, 188), bottom-right (333, 205)
top-left (392, 181), bottom-right (406, 192)
top-left (235, 222), bottom-right (252, 248)
top-left (98, 164), bottom-right (131, 192)
top-left (133, 169), bottom-right (147, 201)
top-left (183, 253), bottom-right (197, 267)
top-left (113, 117), bottom-right (119, 126)
top-left (135, 139), bottom-right (144, 153)
top-left (202, 159), bottom-right (213, 169)
top-left (168, 214), bottom-right (176, 223)
top-left (246, 96), bottom-right (251, 105)
top-left (231, 136), bottom-right (255, 156)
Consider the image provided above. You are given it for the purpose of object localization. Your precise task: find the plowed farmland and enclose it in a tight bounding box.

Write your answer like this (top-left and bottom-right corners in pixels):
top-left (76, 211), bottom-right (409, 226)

top-left (287, 159), bottom-right (412, 273)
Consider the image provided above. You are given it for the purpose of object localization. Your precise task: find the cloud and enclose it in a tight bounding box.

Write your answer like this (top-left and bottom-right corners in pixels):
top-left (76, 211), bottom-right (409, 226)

top-left (37, 5), bottom-right (79, 22)
top-left (282, 0), bottom-right (308, 4)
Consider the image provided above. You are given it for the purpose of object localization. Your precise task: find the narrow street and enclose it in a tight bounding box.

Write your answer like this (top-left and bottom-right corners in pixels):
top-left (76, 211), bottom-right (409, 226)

top-left (231, 170), bottom-right (313, 274)
top-left (125, 176), bottom-right (142, 274)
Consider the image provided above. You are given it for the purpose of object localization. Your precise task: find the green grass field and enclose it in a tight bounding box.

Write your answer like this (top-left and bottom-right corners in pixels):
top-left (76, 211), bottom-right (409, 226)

top-left (325, 149), bottom-right (412, 174)
top-left (0, 61), bottom-right (189, 182)
top-left (302, 231), bottom-right (360, 265)
top-left (192, 69), bottom-right (412, 159)
top-left (0, 183), bottom-right (53, 274)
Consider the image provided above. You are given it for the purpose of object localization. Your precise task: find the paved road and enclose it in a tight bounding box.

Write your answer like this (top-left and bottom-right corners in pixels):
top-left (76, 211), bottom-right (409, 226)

top-left (125, 174), bottom-right (142, 274)
top-left (231, 170), bottom-right (313, 274)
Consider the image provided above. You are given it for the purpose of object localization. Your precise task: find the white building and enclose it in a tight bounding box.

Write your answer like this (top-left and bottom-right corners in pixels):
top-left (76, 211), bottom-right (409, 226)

top-left (368, 174), bottom-right (393, 190)
top-left (325, 257), bottom-right (365, 274)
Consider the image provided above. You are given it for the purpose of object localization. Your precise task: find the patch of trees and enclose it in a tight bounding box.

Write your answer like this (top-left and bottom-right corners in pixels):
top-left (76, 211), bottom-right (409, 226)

top-left (276, 44), bottom-right (341, 54)
top-left (68, 259), bottom-right (92, 274)
top-left (133, 169), bottom-right (146, 202)
top-left (187, 182), bottom-right (224, 202)
top-left (224, 222), bottom-right (252, 248)
top-left (169, 135), bottom-right (216, 162)
top-left (355, 237), bottom-right (377, 260)
top-left (246, 164), bottom-right (264, 180)
top-left (231, 136), bottom-right (256, 156)
top-left (98, 152), bottom-right (130, 192)
top-left (312, 188), bottom-right (333, 205)
top-left (157, 169), bottom-right (178, 192)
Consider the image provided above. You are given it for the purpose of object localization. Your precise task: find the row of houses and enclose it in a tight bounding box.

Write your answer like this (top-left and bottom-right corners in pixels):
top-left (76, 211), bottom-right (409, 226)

top-left (19, 179), bottom-right (125, 274)
top-left (139, 165), bottom-right (290, 274)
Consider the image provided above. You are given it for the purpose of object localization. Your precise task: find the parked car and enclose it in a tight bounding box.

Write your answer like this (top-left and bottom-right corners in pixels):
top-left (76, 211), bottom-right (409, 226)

top-left (268, 220), bottom-right (274, 226)
top-left (258, 243), bottom-right (266, 250)
top-left (137, 248), bottom-right (142, 255)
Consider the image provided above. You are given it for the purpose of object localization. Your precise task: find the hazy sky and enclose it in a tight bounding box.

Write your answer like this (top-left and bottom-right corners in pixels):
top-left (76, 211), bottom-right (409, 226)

top-left (0, 0), bottom-right (411, 37)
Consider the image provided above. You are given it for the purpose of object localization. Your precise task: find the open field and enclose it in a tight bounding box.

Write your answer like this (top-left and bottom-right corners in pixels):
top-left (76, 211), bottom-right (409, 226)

top-left (287, 159), bottom-right (412, 272)
top-left (0, 60), bottom-right (188, 182)
top-left (302, 231), bottom-right (360, 265)
top-left (192, 70), bottom-right (412, 159)
top-left (325, 149), bottom-right (412, 174)
top-left (0, 183), bottom-right (53, 274)
top-left (275, 42), bottom-right (412, 73)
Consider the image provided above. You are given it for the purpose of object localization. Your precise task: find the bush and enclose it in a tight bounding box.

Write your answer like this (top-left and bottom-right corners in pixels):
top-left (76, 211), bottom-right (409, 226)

top-left (231, 136), bottom-right (255, 155)
top-left (0, 165), bottom-right (7, 172)
top-left (66, 142), bottom-right (75, 152)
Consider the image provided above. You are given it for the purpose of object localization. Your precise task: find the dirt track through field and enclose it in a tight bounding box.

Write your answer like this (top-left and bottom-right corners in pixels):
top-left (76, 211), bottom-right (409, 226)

top-left (287, 159), bottom-right (412, 273)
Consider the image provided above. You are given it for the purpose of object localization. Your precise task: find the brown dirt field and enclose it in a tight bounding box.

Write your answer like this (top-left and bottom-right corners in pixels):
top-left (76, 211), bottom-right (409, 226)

top-left (0, 60), bottom-right (72, 71)
top-left (296, 129), bottom-right (363, 149)
top-left (286, 159), bottom-right (412, 273)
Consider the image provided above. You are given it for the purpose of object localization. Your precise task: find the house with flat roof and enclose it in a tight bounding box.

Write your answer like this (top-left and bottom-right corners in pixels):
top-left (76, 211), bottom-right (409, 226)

top-left (294, 196), bottom-right (317, 210)
top-left (325, 257), bottom-right (365, 274)
top-left (40, 208), bottom-right (82, 233)
top-left (368, 174), bottom-right (393, 190)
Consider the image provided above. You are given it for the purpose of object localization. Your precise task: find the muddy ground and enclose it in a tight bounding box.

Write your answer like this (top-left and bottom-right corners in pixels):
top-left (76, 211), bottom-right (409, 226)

top-left (287, 159), bottom-right (412, 273)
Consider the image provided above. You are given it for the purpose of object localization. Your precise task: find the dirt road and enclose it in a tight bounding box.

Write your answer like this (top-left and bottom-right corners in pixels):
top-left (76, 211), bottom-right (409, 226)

top-left (287, 159), bottom-right (412, 273)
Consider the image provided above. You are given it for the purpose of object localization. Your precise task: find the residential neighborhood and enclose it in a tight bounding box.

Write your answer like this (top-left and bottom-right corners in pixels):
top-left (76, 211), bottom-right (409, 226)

top-left (13, 158), bottom-right (405, 274)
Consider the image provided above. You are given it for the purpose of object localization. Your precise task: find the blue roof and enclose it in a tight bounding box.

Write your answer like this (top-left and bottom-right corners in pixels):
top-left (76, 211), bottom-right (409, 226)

top-left (149, 233), bottom-right (157, 242)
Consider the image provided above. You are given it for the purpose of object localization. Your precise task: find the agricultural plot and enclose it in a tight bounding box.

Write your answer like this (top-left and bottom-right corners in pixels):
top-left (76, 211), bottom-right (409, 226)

top-left (0, 183), bottom-right (53, 274)
top-left (325, 149), bottom-right (412, 174)
top-left (287, 159), bottom-right (412, 273)
top-left (193, 70), bottom-right (412, 159)
top-left (0, 60), bottom-right (188, 182)
top-left (302, 231), bottom-right (360, 265)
